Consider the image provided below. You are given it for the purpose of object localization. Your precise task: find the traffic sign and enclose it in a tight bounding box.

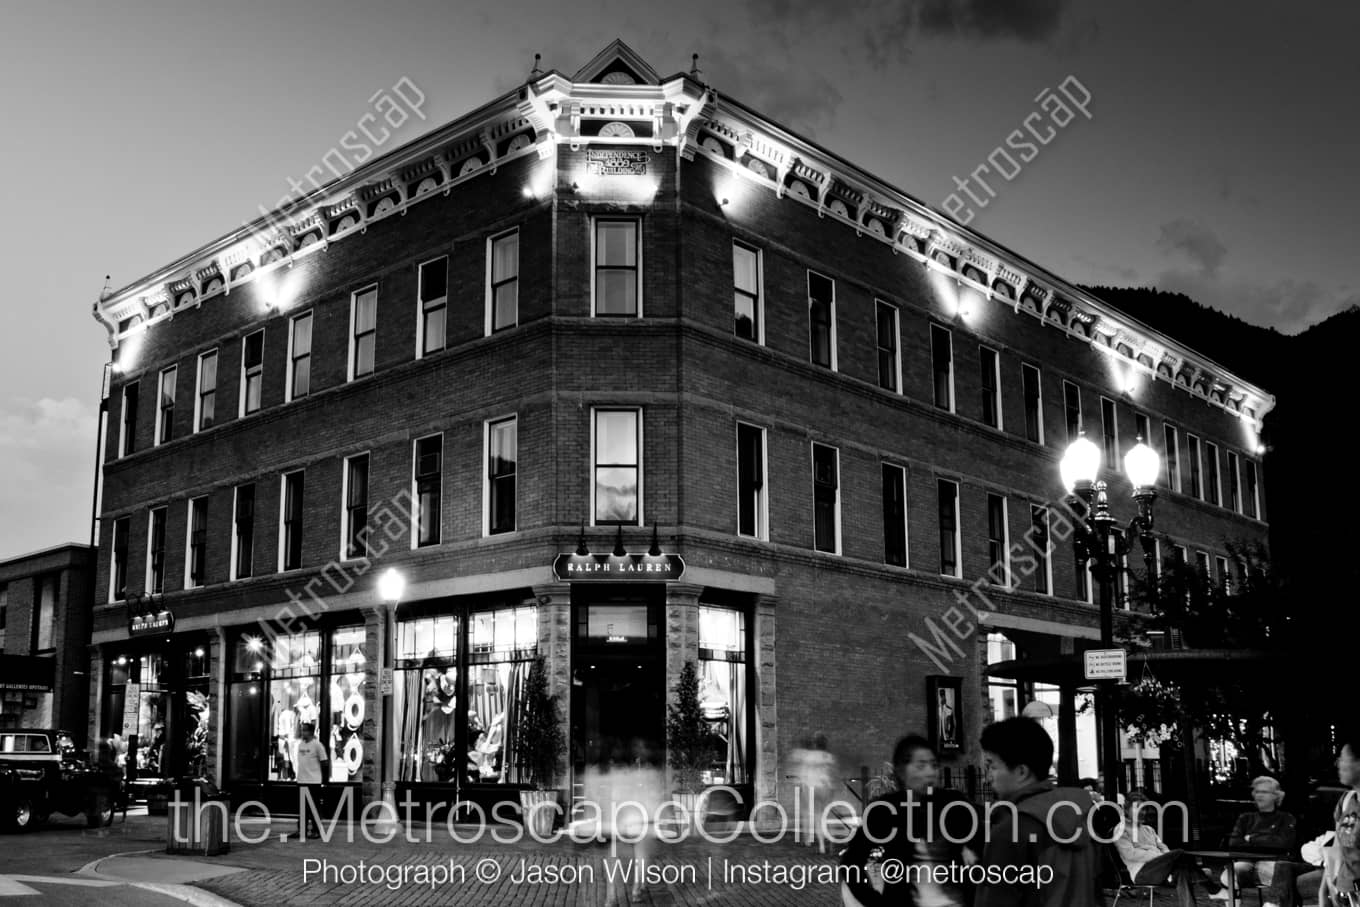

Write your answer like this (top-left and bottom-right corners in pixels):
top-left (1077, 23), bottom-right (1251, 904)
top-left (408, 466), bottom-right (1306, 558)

top-left (1083, 648), bottom-right (1127, 682)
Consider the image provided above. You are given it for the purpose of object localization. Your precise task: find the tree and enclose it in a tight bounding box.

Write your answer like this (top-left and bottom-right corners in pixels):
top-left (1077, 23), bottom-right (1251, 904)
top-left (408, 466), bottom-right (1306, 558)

top-left (515, 656), bottom-right (564, 790)
top-left (666, 660), bottom-right (718, 793)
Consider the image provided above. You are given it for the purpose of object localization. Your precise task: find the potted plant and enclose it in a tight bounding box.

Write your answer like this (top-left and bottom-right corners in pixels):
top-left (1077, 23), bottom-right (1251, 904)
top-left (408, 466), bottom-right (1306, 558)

top-left (515, 656), bottom-right (564, 837)
top-left (666, 660), bottom-right (720, 827)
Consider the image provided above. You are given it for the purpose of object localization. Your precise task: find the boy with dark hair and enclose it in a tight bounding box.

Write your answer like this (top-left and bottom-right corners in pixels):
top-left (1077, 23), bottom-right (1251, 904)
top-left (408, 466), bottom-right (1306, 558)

top-left (975, 717), bottom-right (1099, 907)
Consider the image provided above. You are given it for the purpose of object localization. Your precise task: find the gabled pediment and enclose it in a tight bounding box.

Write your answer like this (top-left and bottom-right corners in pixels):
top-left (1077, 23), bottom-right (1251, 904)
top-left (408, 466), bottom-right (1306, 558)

top-left (572, 39), bottom-right (660, 86)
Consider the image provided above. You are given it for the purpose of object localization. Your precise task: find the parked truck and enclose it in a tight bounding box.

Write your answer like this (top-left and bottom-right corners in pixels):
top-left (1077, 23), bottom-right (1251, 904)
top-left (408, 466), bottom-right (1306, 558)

top-left (0, 730), bottom-right (122, 832)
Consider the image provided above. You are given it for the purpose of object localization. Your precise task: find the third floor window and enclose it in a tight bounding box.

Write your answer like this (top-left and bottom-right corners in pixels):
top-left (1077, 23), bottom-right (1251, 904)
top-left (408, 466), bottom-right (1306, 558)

top-left (195, 350), bottom-right (217, 432)
top-left (979, 347), bottom-right (1000, 428)
top-left (594, 219), bottom-right (638, 316)
top-left (351, 286), bottom-right (378, 379)
top-left (419, 257), bottom-right (447, 355)
top-left (876, 301), bottom-right (900, 392)
top-left (288, 313), bottom-right (312, 401)
top-left (156, 366), bottom-right (176, 445)
top-left (733, 241), bottom-right (761, 342)
top-left (808, 271), bottom-right (835, 369)
top-left (489, 229), bottom-right (519, 333)
top-left (241, 330), bottom-right (264, 416)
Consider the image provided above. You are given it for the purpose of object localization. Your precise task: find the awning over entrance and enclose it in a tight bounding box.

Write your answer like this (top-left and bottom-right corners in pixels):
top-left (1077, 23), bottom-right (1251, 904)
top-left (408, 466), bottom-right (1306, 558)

top-left (0, 655), bottom-right (55, 692)
top-left (985, 648), bottom-right (1285, 685)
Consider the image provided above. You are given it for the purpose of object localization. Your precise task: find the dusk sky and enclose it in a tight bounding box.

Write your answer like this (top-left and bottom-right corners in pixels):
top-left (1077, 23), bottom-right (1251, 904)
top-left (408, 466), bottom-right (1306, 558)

top-left (2, 0), bottom-right (1356, 560)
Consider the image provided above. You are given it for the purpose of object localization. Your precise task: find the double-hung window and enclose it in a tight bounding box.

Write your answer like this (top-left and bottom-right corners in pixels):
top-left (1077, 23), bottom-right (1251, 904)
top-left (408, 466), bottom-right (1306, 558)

top-left (931, 325), bottom-right (953, 411)
top-left (281, 471), bottom-right (305, 570)
top-left (1204, 441), bottom-right (1221, 506)
top-left (418, 257), bottom-right (447, 355)
top-left (413, 435), bottom-right (443, 546)
top-left (882, 463), bottom-right (908, 567)
top-left (986, 493), bottom-right (1009, 586)
top-left (156, 366), bottom-right (176, 445)
top-left (1163, 425), bottom-right (1181, 492)
top-left (1134, 412), bottom-right (1151, 445)
top-left (808, 272), bottom-right (835, 369)
top-left (938, 479), bottom-right (960, 578)
top-left (1022, 364), bottom-right (1042, 444)
top-left (489, 230), bottom-right (519, 333)
top-left (1187, 434), bottom-right (1203, 499)
top-left (147, 507), bottom-right (167, 594)
top-left (487, 419), bottom-right (516, 535)
top-left (980, 347), bottom-right (1001, 428)
top-left (876, 301), bottom-right (900, 392)
top-left (733, 241), bottom-right (761, 342)
top-left (241, 330), bottom-right (264, 416)
top-left (195, 350), bottom-right (217, 431)
top-left (594, 220), bottom-right (639, 316)
top-left (736, 423), bottom-right (767, 540)
top-left (812, 444), bottom-right (839, 554)
top-left (186, 497), bottom-right (207, 588)
top-left (233, 484), bottom-right (255, 580)
top-left (343, 455), bottom-right (369, 559)
top-left (1226, 451), bottom-right (1241, 513)
top-left (1244, 460), bottom-right (1259, 518)
top-left (1063, 380), bottom-right (1082, 442)
top-left (120, 383), bottom-right (139, 457)
top-left (593, 409), bottom-right (639, 524)
top-left (1100, 397), bottom-right (1118, 466)
top-left (111, 516), bottom-right (130, 600)
top-left (288, 313), bottom-right (312, 400)
top-left (350, 286), bottom-right (377, 379)
top-left (1030, 505), bottom-right (1051, 594)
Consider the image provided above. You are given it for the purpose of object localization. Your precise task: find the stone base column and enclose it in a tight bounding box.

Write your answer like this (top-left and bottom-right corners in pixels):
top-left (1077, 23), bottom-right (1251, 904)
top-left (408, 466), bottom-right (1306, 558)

top-left (363, 607), bottom-right (386, 807)
top-left (208, 629), bottom-right (227, 788)
top-left (532, 584), bottom-right (572, 788)
top-left (665, 584), bottom-right (704, 793)
top-left (754, 594), bottom-right (778, 805)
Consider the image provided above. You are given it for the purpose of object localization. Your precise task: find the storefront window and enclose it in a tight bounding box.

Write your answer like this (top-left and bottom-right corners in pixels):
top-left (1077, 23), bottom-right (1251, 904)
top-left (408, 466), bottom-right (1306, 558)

top-left (698, 607), bottom-right (748, 785)
top-left (267, 631), bottom-right (321, 781)
top-left (227, 635), bottom-right (267, 783)
top-left (183, 646), bottom-right (210, 778)
top-left (328, 626), bottom-right (369, 782)
top-left (395, 616), bottom-right (459, 783)
top-left (985, 634), bottom-right (1018, 723)
top-left (137, 654), bottom-right (169, 778)
top-left (467, 606), bottom-right (537, 785)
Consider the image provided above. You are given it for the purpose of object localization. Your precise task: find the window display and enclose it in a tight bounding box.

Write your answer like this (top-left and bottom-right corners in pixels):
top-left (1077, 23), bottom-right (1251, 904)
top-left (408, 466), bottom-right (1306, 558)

top-left (136, 653), bottom-right (169, 778)
top-left (267, 631), bottom-right (321, 781)
top-left (328, 626), bottom-right (369, 782)
top-left (395, 616), bottom-right (459, 783)
top-left (698, 607), bottom-right (748, 785)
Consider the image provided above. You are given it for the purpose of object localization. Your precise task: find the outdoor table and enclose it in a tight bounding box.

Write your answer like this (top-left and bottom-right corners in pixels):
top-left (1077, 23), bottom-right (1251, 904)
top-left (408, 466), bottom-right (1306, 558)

top-left (1182, 849), bottom-right (1287, 907)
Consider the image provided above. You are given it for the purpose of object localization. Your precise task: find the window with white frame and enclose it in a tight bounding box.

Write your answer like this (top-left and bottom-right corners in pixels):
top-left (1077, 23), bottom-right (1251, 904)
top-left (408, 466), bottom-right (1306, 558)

top-left (594, 219), bottom-right (639, 316)
top-left (1244, 459), bottom-right (1259, 518)
top-left (111, 516), bottom-right (130, 601)
top-left (1215, 555), bottom-right (1231, 593)
top-left (1063, 380), bottom-right (1082, 442)
top-left (1134, 412), bottom-right (1150, 446)
top-left (32, 574), bottom-right (55, 652)
top-left (1195, 550), bottom-right (1211, 588)
top-left (156, 366), bottom-right (176, 445)
top-left (147, 506), bottom-right (167, 594)
top-left (488, 229), bottom-right (519, 333)
top-left (120, 382), bottom-right (139, 457)
top-left (1030, 504), bottom-right (1051, 594)
top-left (240, 330), bottom-right (264, 416)
top-left (1075, 557), bottom-right (1095, 604)
top-left (986, 493), bottom-right (1009, 586)
top-left (1204, 441), bottom-right (1221, 506)
top-left (938, 478), bottom-right (960, 577)
top-left (350, 286), bottom-right (378, 379)
top-left (195, 350), bottom-right (217, 432)
top-left (1100, 397), bottom-right (1118, 466)
top-left (883, 463), bottom-right (908, 567)
top-left (1022, 364), bottom-right (1043, 444)
top-left (186, 497), bottom-right (207, 588)
top-left (980, 347), bottom-right (1001, 428)
top-left (1163, 424), bottom-right (1181, 492)
top-left (733, 241), bottom-right (762, 342)
top-left (593, 409), bottom-right (639, 524)
top-left (418, 257), bottom-right (447, 355)
top-left (876, 300), bottom-right (900, 392)
top-left (343, 455), bottom-right (369, 559)
top-left (808, 271), bottom-right (836, 369)
top-left (736, 423), bottom-right (767, 540)
top-left (232, 484), bottom-right (255, 580)
top-left (287, 312), bottom-right (312, 400)
top-left (1226, 451), bottom-right (1241, 513)
top-left (1187, 434), bottom-right (1203, 499)
top-left (487, 418), bottom-right (516, 535)
top-left (812, 443), bottom-right (839, 554)
top-left (281, 470), bottom-right (305, 570)
top-left (931, 325), bottom-right (953, 411)
top-left (415, 435), bottom-right (443, 546)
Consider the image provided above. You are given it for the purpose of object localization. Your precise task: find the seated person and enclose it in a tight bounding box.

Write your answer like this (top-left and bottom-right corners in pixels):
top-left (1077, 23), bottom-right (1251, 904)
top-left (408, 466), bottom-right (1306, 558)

top-left (1115, 788), bottom-right (1221, 907)
top-left (1211, 776), bottom-right (1299, 906)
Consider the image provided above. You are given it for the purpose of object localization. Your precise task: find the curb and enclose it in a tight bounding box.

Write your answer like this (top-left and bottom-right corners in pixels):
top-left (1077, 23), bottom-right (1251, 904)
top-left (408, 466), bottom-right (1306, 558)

top-left (76, 849), bottom-right (247, 907)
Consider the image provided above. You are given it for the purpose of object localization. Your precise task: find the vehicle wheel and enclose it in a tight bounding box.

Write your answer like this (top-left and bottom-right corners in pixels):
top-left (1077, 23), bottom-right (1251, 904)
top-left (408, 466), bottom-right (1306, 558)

top-left (87, 794), bottom-right (114, 828)
top-left (11, 798), bottom-right (36, 832)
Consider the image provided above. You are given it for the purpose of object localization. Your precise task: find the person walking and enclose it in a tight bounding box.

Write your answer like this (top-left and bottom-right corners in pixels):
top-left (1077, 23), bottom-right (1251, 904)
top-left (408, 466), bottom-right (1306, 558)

top-left (975, 717), bottom-right (1098, 907)
top-left (294, 722), bottom-right (329, 838)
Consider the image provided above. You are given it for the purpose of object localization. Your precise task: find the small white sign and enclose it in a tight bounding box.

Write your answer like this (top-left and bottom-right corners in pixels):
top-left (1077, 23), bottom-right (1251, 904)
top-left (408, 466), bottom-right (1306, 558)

top-left (380, 668), bottom-right (393, 696)
top-left (1084, 648), bottom-right (1128, 682)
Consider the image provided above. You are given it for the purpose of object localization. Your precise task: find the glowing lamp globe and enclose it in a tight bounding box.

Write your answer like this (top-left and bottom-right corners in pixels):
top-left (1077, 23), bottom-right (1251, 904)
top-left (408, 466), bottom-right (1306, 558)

top-left (1060, 433), bottom-right (1102, 493)
top-left (1123, 439), bottom-right (1161, 489)
top-left (378, 568), bottom-right (406, 605)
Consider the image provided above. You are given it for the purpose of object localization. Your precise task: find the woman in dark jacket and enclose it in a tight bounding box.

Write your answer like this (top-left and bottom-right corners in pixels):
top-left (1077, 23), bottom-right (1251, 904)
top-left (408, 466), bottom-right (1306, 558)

top-left (841, 734), bottom-right (980, 907)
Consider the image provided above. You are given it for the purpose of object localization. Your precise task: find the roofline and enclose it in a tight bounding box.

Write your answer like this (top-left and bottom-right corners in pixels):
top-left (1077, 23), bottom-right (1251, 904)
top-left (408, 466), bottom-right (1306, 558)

top-left (0, 541), bottom-right (96, 567)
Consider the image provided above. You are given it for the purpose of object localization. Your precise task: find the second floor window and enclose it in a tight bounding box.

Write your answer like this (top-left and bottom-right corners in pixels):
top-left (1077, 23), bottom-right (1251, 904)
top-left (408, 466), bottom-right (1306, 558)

top-left (419, 257), bottom-right (447, 355)
top-left (876, 301), bottom-right (900, 392)
top-left (1135, 412), bottom-right (1150, 445)
top-left (415, 436), bottom-right (443, 546)
top-left (147, 507), bottom-right (167, 594)
top-left (1022, 364), bottom-right (1042, 443)
top-left (282, 471), bottom-right (305, 570)
top-left (187, 497), bottom-right (207, 588)
top-left (1163, 424), bottom-right (1181, 492)
top-left (979, 347), bottom-right (1000, 428)
top-left (1244, 459), bottom-right (1259, 518)
top-left (1226, 451), bottom-right (1241, 513)
top-left (196, 350), bottom-right (217, 431)
top-left (156, 366), bottom-right (176, 445)
top-left (931, 325), bottom-right (953, 411)
top-left (241, 330), bottom-right (264, 416)
top-left (733, 241), bottom-right (761, 342)
top-left (288, 313), bottom-right (312, 400)
top-left (351, 286), bottom-right (377, 379)
top-left (987, 493), bottom-right (1008, 585)
top-left (1100, 397), bottom-right (1118, 466)
top-left (233, 484), bottom-right (255, 580)
top-left (111, 515), bottom-right (130, 601)
top-left (883, 463), bottom-right (907, 567)
top-left (594, 409), bottom-right (639, 524)
top-left (594, 219), bottom-right (638, 316)
top-left (737, 423), bottom-right (766, 539)
top-left (489, 230), bottom-right (519, 332)
top-left (808, 271), bottom-right (835, 369)
top-left (812, 444), bottom-right (839, 554)
top-left (1204, 441), bottom-right (1221, 506)
top-left (1186, 434), bottom-right (1202, 499)
top-left (1063, 380), bottom-right (1082, 442)
top-left (120, 383), bottom-right (139, 457)
top-left (344, 455), bottom-right (370, 559)
top-left (1030, 505), bottom-right (1051, 594)
top-left (938, 479), bottom-right (960, 578)
top-left (488, 418), bottom-right (516, 534)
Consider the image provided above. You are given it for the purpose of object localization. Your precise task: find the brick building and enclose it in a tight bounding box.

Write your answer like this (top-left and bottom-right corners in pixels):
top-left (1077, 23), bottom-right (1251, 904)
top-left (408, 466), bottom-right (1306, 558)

top-left (88, 41), bottom-right (1271, 816)
top-left (0, 544), bottom-right (95, 738)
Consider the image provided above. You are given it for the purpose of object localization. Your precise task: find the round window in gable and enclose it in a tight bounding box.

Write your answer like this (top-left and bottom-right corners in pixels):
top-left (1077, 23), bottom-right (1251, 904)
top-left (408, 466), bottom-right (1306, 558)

top-left (506, 133), bottom-right (532, 153)
top-left (460, 156), bottom-right (485, 177)
top-left (601, 70), bottom-right (636, 85)
top-left (828, 199), bottom-right (849, 218)
top-left (599, 121), bottom-right (635, 138)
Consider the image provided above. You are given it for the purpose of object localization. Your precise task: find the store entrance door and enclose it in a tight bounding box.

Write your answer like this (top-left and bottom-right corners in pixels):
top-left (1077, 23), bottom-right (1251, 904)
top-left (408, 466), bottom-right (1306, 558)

top-left (573, 655), bottom-right (665, 771)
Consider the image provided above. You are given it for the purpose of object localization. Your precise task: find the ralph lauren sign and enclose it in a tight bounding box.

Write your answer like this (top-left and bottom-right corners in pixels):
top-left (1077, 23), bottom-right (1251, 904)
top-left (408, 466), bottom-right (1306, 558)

top-left (586, 149), bottom-right (648, 176)
top-left (126, 594), bottom-right (175, 637)
top-left (553, 553), bottom-right (685, 582)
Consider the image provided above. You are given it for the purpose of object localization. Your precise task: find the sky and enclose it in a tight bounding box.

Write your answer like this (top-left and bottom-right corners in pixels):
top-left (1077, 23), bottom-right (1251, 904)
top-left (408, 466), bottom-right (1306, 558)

top-left (0, 0), bottom-right (1356, 560)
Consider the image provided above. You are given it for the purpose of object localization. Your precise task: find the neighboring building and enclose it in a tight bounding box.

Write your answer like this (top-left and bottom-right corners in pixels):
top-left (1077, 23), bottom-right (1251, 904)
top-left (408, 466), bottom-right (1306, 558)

top-left (88, 41), bottom-right (1272, 815)
top-left (0, 544), bottom-right (95, 738)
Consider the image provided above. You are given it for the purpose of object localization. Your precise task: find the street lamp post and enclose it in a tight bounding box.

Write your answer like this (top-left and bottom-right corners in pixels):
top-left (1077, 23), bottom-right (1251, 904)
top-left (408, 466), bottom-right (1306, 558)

top-left (1061, 432), bottom-right (1160, 804)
